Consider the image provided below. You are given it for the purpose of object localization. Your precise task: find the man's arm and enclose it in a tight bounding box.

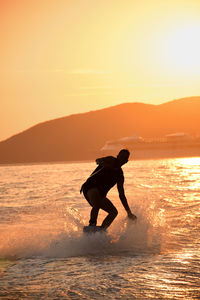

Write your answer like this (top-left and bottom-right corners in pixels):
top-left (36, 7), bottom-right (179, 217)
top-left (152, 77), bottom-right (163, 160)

top-left (117, 179), bottom-right (137, 220)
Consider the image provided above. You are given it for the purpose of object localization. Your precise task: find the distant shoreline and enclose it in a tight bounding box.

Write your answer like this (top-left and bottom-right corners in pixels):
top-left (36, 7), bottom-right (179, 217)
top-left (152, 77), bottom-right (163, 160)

top-left (0, 147), bottom-right (199, 167)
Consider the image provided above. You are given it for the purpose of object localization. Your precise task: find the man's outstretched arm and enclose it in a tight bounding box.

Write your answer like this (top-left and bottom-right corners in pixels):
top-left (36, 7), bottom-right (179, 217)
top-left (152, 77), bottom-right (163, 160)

top-left (117, 179), bottom-right (137, 220)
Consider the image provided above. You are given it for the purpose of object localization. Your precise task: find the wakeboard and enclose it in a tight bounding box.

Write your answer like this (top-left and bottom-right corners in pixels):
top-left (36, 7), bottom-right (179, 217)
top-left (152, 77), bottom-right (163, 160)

top-left (83, 226), bottom-right (107, 234)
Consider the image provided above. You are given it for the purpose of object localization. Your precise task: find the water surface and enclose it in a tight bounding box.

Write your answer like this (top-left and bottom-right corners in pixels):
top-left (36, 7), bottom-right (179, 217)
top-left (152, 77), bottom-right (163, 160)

top-left (0, 158), bottom-right (199, 299)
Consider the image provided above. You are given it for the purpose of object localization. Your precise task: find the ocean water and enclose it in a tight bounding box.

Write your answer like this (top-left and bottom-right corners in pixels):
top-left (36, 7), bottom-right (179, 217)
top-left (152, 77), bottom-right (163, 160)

top-left (0, 158), bottom-right (199, 299)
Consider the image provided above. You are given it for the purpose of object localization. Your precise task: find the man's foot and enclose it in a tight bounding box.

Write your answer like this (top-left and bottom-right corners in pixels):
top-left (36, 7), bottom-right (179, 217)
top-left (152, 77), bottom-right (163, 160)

top-left (128, 213), bottom-right (137, 221)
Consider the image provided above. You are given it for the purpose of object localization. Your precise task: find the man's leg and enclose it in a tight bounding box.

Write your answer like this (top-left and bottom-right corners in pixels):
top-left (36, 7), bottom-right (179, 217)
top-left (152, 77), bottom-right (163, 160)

top-left (86, 188), bottom-right (101, 226)
top-left (99, 198), bottom-right (118, 229)
top-left (86, 188), bottom-right (118, 229)
top-left (89, 207), bottom-right (100, 226)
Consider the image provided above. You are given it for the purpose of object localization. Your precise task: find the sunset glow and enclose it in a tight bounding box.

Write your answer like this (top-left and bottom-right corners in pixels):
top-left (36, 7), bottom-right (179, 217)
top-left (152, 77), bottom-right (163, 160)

top-left (0, 0), bottom-right (200, 141)
top-left (160, 23), bottom-right (200, 75)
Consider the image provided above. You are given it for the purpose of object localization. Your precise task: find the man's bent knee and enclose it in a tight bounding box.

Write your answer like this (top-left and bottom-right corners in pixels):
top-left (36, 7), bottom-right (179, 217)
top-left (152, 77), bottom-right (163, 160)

top-left (111, 207), bottom-right (118, 218)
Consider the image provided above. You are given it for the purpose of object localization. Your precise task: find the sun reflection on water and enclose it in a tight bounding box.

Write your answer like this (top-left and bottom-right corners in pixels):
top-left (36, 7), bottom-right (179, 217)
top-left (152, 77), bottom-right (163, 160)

top-left (177, 157), bottom-right (200, 166)
top-left (171, 157), bottom-right (200, 192)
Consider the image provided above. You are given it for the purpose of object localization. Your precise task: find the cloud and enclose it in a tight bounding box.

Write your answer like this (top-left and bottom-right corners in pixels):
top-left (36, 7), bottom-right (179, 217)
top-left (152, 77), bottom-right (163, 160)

top-left (64, 92), bottom-right (113, 97)
top-left (70, 69), bottom-right (112, 75)
top-left (79, 82), bottom-right (185, 90)
top-left (1, 68), bottom-right (111, 75)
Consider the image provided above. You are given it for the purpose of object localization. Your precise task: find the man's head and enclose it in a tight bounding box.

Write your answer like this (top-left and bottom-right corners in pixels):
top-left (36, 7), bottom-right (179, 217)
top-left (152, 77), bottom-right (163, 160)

top-left (117, 149), bottom-right (130, 166)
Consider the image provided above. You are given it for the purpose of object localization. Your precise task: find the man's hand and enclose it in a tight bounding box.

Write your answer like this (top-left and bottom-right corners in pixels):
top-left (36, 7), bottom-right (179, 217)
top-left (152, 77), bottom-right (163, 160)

top-left (127, 212), bottom-right (137, 221)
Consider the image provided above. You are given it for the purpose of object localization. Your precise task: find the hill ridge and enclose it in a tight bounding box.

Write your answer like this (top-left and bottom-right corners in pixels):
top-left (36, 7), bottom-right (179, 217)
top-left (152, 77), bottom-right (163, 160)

top-left (0, 96), bottom-right (200, 163)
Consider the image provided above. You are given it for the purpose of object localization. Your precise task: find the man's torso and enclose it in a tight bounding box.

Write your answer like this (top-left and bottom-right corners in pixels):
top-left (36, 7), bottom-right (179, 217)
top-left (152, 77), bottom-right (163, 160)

top-left (84, 157), bottom-right (124, 196)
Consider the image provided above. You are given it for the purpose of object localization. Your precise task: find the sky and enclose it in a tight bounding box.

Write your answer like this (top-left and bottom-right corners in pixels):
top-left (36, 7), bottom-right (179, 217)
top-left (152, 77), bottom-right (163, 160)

top-left (0, 0), bottom-right (200, 141)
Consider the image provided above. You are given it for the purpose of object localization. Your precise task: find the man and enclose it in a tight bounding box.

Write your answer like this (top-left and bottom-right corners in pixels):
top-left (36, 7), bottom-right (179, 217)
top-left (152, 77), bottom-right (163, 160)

top-left (80, 149), bottom-right (137, 230)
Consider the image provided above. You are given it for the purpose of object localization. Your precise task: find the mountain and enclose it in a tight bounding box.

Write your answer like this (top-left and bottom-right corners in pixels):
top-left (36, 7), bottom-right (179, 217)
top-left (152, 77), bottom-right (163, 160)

top-left (0, 96), bottom-right (200, 164)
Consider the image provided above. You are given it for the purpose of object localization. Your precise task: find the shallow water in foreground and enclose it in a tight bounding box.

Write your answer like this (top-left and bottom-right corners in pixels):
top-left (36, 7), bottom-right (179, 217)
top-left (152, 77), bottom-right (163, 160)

top-left (0, 158), bottom-right (199, 299)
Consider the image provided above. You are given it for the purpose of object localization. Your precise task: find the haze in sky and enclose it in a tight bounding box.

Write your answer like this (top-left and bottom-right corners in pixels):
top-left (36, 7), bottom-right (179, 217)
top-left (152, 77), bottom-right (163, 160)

top-left (1, 0), bottom-right (200, 141)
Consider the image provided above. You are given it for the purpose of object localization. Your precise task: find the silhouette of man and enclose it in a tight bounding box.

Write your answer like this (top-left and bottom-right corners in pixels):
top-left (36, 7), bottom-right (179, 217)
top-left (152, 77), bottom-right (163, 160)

top-left (80, 149), bottom-right (137, 230)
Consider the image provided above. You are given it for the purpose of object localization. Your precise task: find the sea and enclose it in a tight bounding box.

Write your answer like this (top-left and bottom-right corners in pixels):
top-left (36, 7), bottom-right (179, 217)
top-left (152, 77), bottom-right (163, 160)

top-left (0, 157), bottom-right (199, 299)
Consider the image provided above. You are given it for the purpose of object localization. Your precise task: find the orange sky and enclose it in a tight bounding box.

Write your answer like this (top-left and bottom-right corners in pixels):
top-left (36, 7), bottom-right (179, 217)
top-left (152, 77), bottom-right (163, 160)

top-left (0, 0), bottom-right (200, 141)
